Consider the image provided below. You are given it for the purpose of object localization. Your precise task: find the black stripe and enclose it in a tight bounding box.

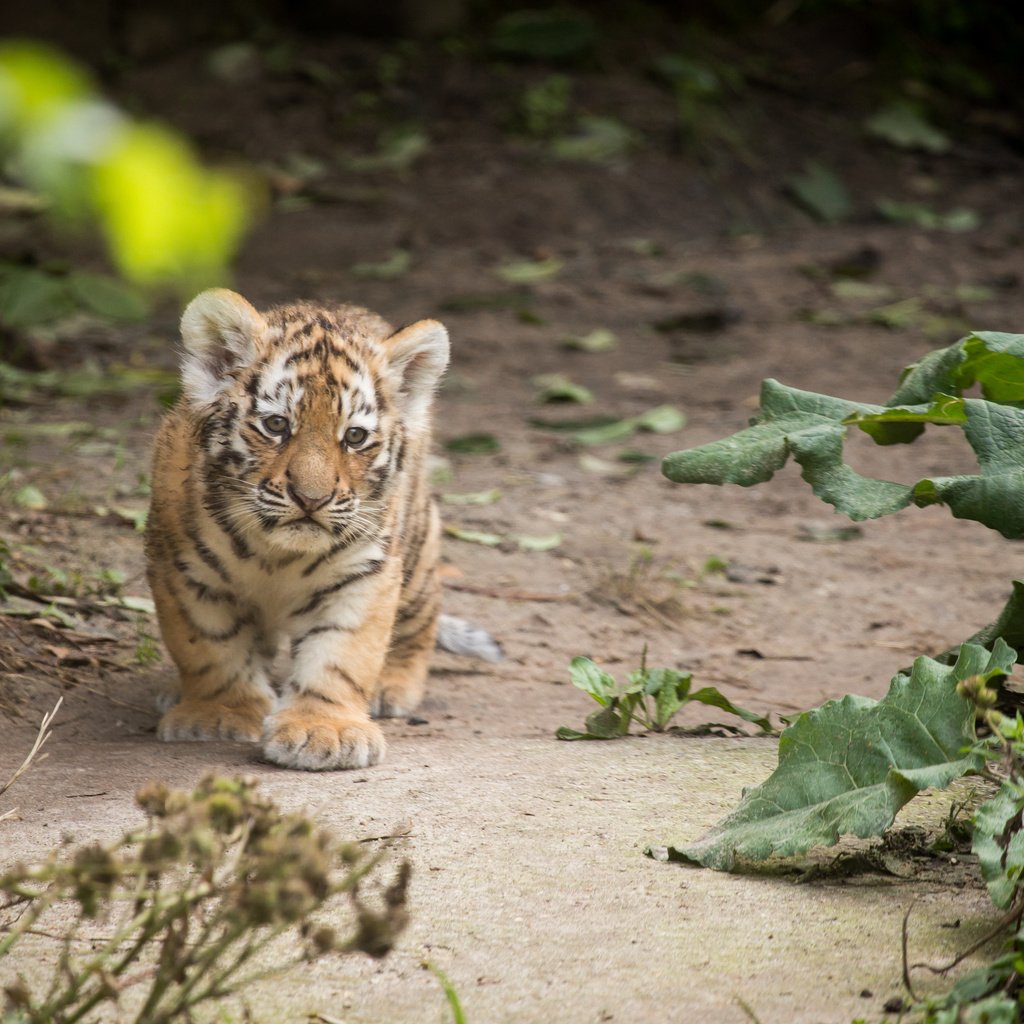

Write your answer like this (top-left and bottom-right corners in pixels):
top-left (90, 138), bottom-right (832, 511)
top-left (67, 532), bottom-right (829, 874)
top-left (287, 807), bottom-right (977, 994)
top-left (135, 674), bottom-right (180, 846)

top-left (181, 571), bottom-right (236, 604)
top-left (302, 541), bottom-right (349, 578)
top-left (184, 523), bottom-right (232, 584)
top-left (292, 560), bottom-right (386, 617)
top-left (396, 578), bottom-right (435, 625)
top-left (290, 623), bottom-right (351, 658)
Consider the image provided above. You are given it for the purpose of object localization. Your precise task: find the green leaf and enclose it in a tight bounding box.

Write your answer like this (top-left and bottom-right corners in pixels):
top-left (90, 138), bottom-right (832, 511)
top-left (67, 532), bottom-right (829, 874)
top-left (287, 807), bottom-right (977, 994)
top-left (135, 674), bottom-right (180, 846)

top-left (961, 580), bottom-right (1024, 658)
top-left (868, 297), bottom-right (922, 329)
top-left (912, 400), bottom-right (1024, 538)
top-left (585, 704), bottom-right (624, 738)
top-left (877, 200), bottom-right (979, 233)
top-left (551, 116), bottom-right (635, 164)
top-left (661, 641), bottom-right (1012, 870)
top-left (533, 373), bottom-right (593, 404)
top-left (573, 404), bottom-right (685, 446)
top-left (0, 267), bottom-right (74, 327)
top-left (350, 249), bottom-right (411, 280)
top-left (346, 126), bottom-right (429, 173)
top-left (572, 418), bottom-right (641, 446)
top-left (636, 405), bottom-right (686, 434)
top-left (568, 656), bottom-right (618, 704)
top-left (495, 257), bottom-right (563, 286)
top-left (844, 393), bottom-right (966, 445)
top-left (66, 271), bottom-right (148, 320)
top-left (13, 484), bottom-right (47, 509)
top-left (445, 433), bottom-right (501, 454)
top-left (973, 782), bottom-right (1024, 908)
top-left (555, 725), bottom-right (602, 741)
top-left (561, 328), bottom-right (616, 352)
top-left (865, 102), bottom-right (951, 154)
top-left (686, 687), bottom-right (773, 733)
top-left (515, 533), bottom-right (562, 552)
top-left (662, 379), bottom-right (914, 520)
top-left (786, 161), bottom-right (851, 224)
top-left (651, 669), bottom-right (692, 727)
top-left (441, 488), bottom-right (502, 506)
top-left (443, 525), bottom-right (503, 547)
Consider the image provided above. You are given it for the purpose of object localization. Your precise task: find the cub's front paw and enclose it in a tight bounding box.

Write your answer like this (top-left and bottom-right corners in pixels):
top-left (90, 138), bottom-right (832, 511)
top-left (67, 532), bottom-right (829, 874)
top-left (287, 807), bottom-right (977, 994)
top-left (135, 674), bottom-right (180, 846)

top-left (262, 705), bottom-right (386, 770)
top-left (158, 698), bottom-right (270, 742)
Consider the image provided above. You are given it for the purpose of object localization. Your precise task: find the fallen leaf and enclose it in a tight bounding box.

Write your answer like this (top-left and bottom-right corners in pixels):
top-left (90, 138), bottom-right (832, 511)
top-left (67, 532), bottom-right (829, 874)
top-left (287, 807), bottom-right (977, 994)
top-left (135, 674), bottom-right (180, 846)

top-left (786, 162), bottom-right (851, 223)
top-left (441, 489), bottom-right (502, 506)
top-left (351, 250), bottom-right (412, 280)
top-left (515, 533), bottom-right (563, 552)
top-left (444, 525), bottom-right (503, 547)
top-left (533, 374), bottom-right (593, 404)
top-left (13, 484), bottom-right (46, 510)
top-left (561, 328), bottom-right (616, 352)
top-left (445, 434), bottom-right (501, 454)
top-left (495, 257), bottom-right (564, 286)
top-left (865, 102), bottom-right (950, 154)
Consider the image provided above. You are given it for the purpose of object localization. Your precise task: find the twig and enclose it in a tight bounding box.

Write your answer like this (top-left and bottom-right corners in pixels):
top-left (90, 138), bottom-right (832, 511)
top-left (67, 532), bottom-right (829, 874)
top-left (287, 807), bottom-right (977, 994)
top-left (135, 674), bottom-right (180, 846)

top-left (901, 906), bottom-right (919, 1002)
top-left (443, 581), bottom-right (575, 602)
top-left (0, 695), bottom-right (62, 807)
top-left (736, 997), bottom-right (764, 1024)
top-left (911, 896), bottom-right (1024, 975)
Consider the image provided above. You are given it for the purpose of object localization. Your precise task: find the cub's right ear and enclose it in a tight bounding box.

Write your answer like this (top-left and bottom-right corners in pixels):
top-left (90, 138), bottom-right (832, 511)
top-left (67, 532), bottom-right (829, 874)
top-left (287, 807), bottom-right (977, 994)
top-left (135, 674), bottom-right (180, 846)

top-left (180, 289), bottom-right (267, 406)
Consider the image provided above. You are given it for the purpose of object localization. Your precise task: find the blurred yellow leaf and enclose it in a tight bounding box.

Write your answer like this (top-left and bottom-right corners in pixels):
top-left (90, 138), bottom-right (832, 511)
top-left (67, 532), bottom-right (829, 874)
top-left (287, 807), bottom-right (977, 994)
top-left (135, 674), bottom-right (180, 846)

top-left (90, 123), bottom-right (251, 288)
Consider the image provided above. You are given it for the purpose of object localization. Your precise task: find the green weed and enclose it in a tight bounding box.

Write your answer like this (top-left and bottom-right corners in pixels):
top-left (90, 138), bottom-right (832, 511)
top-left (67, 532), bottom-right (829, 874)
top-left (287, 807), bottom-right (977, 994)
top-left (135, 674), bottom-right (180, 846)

top-left (557, 649), bottom-right (771, 740)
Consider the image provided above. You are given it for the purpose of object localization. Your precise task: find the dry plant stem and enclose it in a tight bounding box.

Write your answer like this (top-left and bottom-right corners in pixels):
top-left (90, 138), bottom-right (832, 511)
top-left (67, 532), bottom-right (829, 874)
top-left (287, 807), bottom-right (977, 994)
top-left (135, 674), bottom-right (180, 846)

top-left (0, 695), bottom-right (62, 821)
top-left (901, 906), bottom-right (920, 1003)
top-left (910, 896), bottom-right (1024, 976)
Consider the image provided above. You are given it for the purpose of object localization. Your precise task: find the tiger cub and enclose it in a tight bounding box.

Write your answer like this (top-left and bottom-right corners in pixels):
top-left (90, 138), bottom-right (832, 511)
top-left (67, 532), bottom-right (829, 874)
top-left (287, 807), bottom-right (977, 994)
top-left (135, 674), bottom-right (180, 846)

top-left (146, 288), bottom-right (453, 771)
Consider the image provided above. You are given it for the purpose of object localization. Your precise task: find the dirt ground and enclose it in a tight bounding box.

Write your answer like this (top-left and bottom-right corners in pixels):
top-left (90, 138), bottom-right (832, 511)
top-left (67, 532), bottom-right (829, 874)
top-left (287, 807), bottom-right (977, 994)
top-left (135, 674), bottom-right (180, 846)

top-left (3, 16), bottom-right (1024, 1023)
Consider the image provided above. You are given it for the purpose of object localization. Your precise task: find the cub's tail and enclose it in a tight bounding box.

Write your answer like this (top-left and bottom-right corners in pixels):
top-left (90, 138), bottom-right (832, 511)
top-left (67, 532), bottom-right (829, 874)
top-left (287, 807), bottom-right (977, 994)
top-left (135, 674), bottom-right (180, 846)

top-left (436, 614), bottom-right (504, 663)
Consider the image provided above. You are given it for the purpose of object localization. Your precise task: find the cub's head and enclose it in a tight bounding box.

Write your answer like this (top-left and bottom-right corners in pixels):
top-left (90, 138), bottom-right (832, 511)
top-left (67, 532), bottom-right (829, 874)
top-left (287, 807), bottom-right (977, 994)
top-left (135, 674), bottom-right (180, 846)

top-left (179, 288), bottom-right (449, 554)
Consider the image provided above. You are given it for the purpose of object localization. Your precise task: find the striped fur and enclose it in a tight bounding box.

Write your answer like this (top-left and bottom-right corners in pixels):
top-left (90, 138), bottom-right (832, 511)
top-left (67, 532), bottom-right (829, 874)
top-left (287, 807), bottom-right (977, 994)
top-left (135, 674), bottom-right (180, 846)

top-left (146, 289), bottom-right (451, 770)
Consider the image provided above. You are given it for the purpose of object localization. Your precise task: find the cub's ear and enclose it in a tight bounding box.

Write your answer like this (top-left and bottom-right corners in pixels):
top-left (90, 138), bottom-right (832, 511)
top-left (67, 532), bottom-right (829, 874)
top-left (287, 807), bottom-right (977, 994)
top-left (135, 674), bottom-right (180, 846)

top-left (179, 289), bottom-right (267, 406)
top-left (384, 319), bottom-right (450, 429)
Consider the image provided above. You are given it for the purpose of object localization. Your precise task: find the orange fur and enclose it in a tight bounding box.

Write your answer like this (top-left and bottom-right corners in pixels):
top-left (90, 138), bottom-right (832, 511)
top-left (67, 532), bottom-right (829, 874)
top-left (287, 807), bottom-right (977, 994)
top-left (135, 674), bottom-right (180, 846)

top-left (146, 290), bottom-right (449, 769)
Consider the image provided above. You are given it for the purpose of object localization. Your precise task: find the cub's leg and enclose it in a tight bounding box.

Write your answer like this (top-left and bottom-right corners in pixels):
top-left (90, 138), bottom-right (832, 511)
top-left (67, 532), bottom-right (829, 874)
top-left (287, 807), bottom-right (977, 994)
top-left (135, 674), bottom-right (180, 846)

top-left (151, 575), bottom-right (272, 742)
top-left (262, 563), bottom-right (400, 770)
top-left (373, 503), bottom-right (442, 718)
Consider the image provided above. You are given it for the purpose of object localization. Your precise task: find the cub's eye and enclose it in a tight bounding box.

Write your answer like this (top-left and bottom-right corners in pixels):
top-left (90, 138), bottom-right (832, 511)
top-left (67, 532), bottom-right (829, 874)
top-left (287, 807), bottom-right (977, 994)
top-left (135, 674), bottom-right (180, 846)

top-left (344, 426), bottom-right (369, 448)
top-left (261, 415), bottom-right (290, 437)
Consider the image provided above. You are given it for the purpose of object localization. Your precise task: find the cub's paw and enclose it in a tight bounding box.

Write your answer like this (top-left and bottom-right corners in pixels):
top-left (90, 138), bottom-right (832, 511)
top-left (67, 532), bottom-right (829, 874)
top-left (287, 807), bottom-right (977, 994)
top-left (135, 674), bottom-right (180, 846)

top-left (370, 693), bottom-right (414, 719)
top-left (262, 705), bottom-right (386, 771)
top-left (158, 698), bottom-right (269, 743)
top-left (370, 666), bottom-right (426, 719)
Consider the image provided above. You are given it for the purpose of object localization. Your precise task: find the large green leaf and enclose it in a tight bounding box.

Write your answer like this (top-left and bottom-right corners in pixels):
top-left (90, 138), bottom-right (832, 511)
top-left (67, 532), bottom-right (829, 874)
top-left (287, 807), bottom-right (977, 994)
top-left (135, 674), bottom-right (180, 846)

top-left (663, 334), bottom-right (1024, 537)
top-left (973, 782), bottom-right (1024, 909)
top-left (662, 378), bottom-right (914, 519)
top-left (913, 400), bottom-right (1024, 538)
top-left (889, 332), bottom-right (1024, 406)
top-left (659, 641), bottom-right (1014, 870)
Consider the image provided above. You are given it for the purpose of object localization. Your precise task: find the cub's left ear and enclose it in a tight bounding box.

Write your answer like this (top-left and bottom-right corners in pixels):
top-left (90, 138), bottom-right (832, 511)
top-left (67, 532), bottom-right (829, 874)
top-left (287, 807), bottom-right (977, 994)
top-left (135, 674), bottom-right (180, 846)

top-left (385, 319), bottom-right (450, 429)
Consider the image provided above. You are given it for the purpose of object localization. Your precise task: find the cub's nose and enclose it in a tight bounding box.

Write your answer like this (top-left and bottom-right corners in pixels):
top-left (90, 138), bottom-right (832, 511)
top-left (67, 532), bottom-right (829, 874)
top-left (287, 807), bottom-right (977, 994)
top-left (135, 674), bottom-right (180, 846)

top-left (287, 483), bottom-right (333, 514)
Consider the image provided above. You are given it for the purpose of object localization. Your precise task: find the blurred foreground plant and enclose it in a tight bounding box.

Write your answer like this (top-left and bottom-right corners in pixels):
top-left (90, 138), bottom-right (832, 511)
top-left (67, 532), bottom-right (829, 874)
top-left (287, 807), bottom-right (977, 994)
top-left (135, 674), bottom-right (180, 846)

top-left (0, 775), bottom-right (409, 1023)
top-left (0, 42), bottom-right (253, 290)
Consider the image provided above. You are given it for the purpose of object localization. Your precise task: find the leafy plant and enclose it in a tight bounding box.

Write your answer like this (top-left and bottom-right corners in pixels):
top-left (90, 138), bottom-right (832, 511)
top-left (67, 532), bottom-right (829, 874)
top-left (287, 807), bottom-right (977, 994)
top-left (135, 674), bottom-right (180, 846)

top-left (902, 678), bottom-right (1024, 1019)
top-left (660, 641), bottom-right (1008, 868)
top-left (0, 775), bottom-right (409, 1023)
top-left (556, 653), bottom-right (771, 740)
top-left (656, 328), bottom-right (1024, 1010)
top-left (0, 43), bottom-right (252, 290)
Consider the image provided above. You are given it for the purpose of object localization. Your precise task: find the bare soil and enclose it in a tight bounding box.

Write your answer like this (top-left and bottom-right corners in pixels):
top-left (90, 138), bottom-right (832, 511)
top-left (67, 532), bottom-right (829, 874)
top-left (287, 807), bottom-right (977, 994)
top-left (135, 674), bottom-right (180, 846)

top-left (2, 21), bottom-right (1024, 1023)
